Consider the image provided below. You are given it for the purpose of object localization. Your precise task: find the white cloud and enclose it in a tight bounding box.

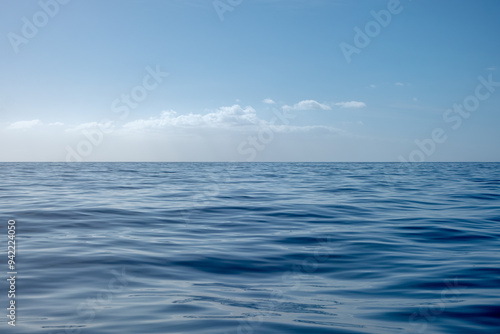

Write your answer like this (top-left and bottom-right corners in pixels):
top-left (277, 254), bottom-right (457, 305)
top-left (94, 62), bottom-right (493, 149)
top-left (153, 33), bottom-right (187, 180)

top-left (283, 100), bottom-right (331, 111)
top-left (369, 84), bottom-right (377, 88)
top-left (48, 122), bottom-right (64, 127)
top-left (263, 98), bottom-right (276, 104)
top-left (7, 119), bottom-right (43, 130)
top-left (396, 82), bottom-right (404, 86)
top-left (487, 67), bottom-right (497, 71)
top-left (334, 101), bottom-right (366, 109)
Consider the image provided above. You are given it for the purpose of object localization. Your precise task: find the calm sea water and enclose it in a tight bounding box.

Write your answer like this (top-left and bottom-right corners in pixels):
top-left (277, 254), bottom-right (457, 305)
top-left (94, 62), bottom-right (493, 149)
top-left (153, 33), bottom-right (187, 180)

top-left (1, 162), bottom-right (499, 334)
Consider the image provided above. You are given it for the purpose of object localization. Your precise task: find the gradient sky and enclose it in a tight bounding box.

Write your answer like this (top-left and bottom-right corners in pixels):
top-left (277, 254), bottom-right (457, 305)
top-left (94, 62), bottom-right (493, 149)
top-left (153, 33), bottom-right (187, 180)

top-left (1, 0), bottom-right (499, 161)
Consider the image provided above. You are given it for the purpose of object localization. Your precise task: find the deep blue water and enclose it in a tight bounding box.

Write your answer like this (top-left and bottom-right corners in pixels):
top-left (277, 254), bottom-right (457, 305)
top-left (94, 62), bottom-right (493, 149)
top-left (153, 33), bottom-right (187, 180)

top-left (1, 162), bottom-right (500, 334)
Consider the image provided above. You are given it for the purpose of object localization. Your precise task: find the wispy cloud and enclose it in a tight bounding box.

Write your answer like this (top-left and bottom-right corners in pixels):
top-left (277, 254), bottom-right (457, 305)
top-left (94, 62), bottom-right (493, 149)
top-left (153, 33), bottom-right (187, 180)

top-left (334, 101), bottom-right (366, 109)
top-left (7, 119), bottom-right (43, 130)
top-left (262, 98), bottom-right (276, 104)
top-left (283, 100), bottom-right (331, 111)
top-left (66, 121), bottom-right (115, 133)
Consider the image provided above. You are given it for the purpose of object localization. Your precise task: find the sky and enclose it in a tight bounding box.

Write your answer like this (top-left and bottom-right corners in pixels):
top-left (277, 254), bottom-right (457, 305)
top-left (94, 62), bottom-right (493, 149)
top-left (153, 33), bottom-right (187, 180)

top-left (1, 0), bottom-right (499, 162)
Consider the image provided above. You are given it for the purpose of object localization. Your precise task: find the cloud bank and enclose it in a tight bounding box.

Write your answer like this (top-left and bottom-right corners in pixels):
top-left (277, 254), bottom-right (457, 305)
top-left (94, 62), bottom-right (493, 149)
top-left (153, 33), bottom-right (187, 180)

top-left (1, 101), bottom-right (373, 161)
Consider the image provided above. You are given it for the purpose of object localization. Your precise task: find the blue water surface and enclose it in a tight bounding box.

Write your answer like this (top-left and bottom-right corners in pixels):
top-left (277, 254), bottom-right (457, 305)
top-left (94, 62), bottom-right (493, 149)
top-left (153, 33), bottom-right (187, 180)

top-left (1, 162), bottom-right (499, 333)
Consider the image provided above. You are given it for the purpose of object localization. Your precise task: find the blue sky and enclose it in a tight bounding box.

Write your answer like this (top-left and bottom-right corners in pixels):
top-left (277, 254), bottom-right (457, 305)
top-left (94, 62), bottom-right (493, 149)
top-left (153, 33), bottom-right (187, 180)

top-left (1, 0), bottom-right (499, 161)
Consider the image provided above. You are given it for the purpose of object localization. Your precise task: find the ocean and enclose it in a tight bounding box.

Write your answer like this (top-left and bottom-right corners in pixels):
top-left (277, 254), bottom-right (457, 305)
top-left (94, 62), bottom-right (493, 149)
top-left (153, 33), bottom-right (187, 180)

top-left (1, 162), bottom-right (499, 333)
